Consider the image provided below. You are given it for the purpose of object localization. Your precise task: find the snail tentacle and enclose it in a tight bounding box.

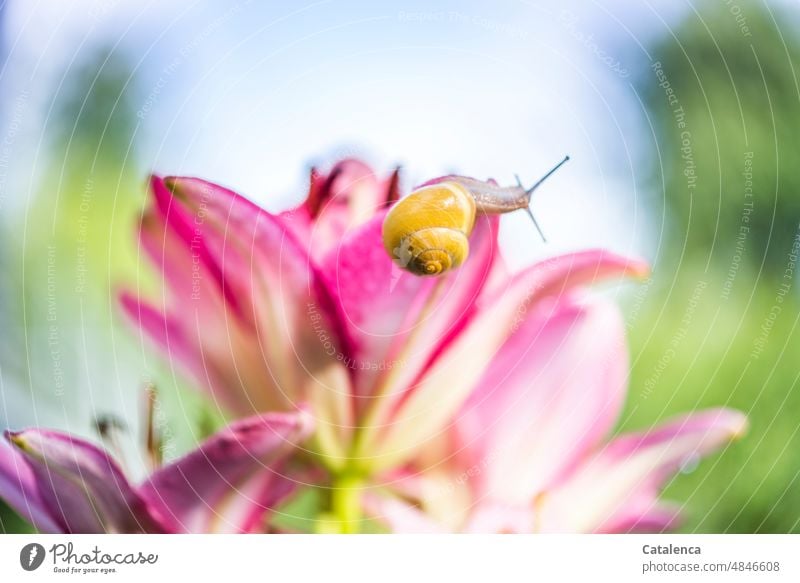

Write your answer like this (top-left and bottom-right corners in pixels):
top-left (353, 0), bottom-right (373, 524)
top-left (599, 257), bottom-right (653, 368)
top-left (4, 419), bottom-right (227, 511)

top-left (381, 156), bottom-right (569, 275)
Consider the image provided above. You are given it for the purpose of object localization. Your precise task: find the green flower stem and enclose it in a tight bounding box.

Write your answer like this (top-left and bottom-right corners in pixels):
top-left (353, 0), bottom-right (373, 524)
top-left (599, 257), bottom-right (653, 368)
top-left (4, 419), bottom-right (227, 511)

top-left (330, 474), bottom-right (363, 534)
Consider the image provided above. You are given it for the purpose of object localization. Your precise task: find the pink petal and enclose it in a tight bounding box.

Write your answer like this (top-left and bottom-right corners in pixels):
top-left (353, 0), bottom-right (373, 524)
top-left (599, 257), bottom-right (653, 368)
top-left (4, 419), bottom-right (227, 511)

top-left (136, 201), bottom-right (230, 324)
top-left (123, 177), bottom-right (351, 426)
top-left (462, 501), bottom-right (536, 533)
top-left (160, 175), bottom-right (324, 331)
top-left (365, 494), bottom-right (446, 533)
top-left (120, 293), bottom-right (271, 413)
top-left (149, 176), bottom-right (241, 316)
top-left (3, 430), bottom-right (163, 533)
top-left (0, 440), bottom-right (62, 532)
top-left (598, 497), bottom-right (682, 533)
top-left (124, 190), bottom-right (289, 413)
top-left (537, 408), bottom-right (748, 533)
top-left (372, 250), bottom-right (645, 470)
top-left (479, 248), bottom-right (650, 305)
top-left (370, 486), bottom-right (535, 533)
top-left (320, 211), bottom-right (498, 455)
top-left (454, 297), bottom-right (629, 504)
top-left (280, 160), bottom-right (399, 260)
top-left (138, 411), bottom-right (312, 534)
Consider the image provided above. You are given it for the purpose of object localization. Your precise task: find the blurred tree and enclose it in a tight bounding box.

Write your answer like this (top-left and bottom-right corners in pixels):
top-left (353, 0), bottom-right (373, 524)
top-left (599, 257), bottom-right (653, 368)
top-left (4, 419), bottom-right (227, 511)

top-left (638, 1), bottom-right (800, 275)
top-left (4, 47), bottom-right (146, 421)
top-left (626, 1), bottom-right (800, 533)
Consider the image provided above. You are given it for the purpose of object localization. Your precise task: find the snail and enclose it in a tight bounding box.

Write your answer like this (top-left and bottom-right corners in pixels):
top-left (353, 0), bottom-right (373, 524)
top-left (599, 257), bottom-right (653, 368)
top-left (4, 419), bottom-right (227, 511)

top-left (382, 156), bottom-right (569, 276)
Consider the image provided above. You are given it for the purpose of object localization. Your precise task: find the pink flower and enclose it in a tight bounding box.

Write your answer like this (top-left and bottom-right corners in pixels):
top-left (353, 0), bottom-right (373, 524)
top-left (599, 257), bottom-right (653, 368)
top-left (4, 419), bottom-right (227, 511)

top-left (280, 159), bottom-right (400, 261)
top-left (369, 296), bottom-right (748, 532)
top-left (0, 411), bottom-right (310, 533)
top-left (119, 158), bottom-right (746, 532)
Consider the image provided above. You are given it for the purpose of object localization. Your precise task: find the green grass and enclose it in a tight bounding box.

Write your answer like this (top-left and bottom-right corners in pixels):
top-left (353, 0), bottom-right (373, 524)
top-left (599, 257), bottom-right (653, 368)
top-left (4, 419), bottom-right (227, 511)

top-left (622, 262), bottom-right (800, 532)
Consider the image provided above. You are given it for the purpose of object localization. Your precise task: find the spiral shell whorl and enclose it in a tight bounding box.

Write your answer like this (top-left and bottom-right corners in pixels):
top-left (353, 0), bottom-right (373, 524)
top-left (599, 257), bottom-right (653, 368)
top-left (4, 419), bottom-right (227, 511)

top-left (389, 227), bottom-right (467, 276)
top-left (414, 248), bottom-right (451, 275)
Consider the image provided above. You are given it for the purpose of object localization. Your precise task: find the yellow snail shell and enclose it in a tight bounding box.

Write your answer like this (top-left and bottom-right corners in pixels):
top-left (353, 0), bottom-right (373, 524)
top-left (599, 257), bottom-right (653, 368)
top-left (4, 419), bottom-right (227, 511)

top-left (381, 182), bottom-right (475, 276)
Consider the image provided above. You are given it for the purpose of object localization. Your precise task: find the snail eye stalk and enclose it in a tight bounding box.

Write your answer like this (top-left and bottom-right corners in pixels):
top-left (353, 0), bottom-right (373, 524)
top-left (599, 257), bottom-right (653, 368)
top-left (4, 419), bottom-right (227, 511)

top-left (517, 155), bottom-right (570, 242)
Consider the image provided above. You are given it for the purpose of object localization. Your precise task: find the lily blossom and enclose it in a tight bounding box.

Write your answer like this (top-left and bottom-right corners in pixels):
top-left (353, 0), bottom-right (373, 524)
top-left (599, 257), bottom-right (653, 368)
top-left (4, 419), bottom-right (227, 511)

top-left (119, 158), bottom-right (746, 534)
top-left (368, 295), bottom-right (748, 533)
top-left (0, 411), bottom-right (311, 533)
top-left (121, 162), bottom-right (649, 477)
top-left (280, 158), bottom-right (400, 261)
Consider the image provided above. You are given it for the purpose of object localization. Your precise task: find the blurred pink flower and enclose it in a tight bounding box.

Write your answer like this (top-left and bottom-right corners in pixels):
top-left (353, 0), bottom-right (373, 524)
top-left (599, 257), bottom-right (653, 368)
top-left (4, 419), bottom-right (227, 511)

top-left (118, 159), bottom-right (746, 532)
top-left (0, 411), bottom-right (310, 533)
top-left (121, 162), bottom-right (645, 473)
top-left (369, 297), bottom-right (748, 532)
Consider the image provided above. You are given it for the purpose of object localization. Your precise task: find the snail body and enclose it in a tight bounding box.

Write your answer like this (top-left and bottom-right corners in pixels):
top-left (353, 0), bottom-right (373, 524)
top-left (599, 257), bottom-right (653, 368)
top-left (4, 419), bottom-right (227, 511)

top-left (382, 156), bottom-right (569, 276)
top-left (425, 175), bottom-right (536, 213)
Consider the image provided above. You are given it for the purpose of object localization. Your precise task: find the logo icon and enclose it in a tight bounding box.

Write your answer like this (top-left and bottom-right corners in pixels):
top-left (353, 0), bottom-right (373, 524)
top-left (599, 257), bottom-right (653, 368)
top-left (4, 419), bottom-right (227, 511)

top-left (20, 543), bottom-right (45, 571)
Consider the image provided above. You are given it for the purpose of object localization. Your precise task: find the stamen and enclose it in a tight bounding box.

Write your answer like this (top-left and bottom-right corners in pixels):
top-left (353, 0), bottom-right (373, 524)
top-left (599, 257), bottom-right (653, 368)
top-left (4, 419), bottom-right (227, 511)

top-left (144, 383), bottom-right (163, 470)
top-left (93, 413), bottom-right (129, 472)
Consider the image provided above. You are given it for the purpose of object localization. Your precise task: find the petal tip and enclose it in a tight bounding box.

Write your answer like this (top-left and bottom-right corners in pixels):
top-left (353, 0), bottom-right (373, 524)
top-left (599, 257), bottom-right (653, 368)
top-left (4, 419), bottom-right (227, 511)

top-left (702, 408), bottom-right (749, 443)
top-left (5, 431), bottom-right (26, 450)
top-left (726, 411), bottom-right (750, 441)
top-left (627, 258), bottom-right (651, 281)
top-left (149, 174), bottom-right (166, 190)
top-left (296, 407), bottom-right (315, 436)
top-left (161, 176), bottom-right (183, 196)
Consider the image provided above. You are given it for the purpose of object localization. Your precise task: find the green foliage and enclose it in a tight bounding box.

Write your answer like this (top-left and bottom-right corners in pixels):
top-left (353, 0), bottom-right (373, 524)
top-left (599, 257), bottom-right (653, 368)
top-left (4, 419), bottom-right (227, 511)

top-left (21, 48), bottom-right (145, 314)
top-left (0, 500), bottom-right (34, 534)
top-left (638, 1), bottom-right (800, 276)
top-left (623, 263), bottom-right (800, 532)
top-left (626, 0), bottom-right (800, 533)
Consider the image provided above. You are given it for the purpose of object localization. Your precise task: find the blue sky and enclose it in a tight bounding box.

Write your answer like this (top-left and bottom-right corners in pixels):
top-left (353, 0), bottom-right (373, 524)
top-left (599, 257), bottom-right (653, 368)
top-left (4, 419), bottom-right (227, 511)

top-left (8, 0), bottom-right (791, 264)
top-left (0, 0), bottom-right (702, 268)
